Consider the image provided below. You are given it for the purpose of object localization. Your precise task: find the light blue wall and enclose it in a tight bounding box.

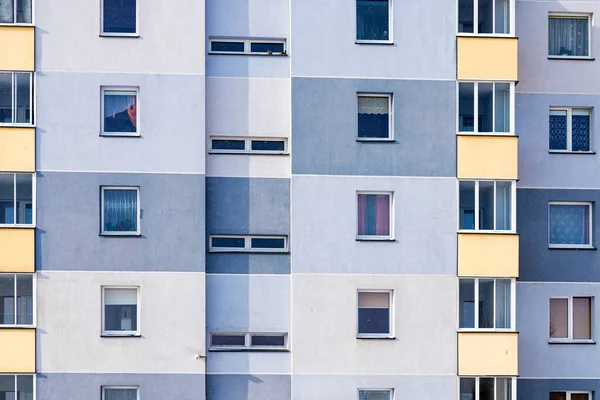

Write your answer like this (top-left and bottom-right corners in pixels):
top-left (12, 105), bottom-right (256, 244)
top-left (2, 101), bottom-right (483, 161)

top-left (36, 172), bottom-right (205, 272)
top-left (207, 374), bottom-right (290, 400)
top-left (291, 78), bottom-right (456, 176)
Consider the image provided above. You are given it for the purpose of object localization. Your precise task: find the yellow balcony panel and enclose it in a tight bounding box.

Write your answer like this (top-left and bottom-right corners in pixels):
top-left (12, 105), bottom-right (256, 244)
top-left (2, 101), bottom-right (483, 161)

top-left (0, 329), bottom-right (35, 373)
top-left (457, 135), bottom-right (518, 179)
top-left (458, 233), bottom-right (518, 278)
top-left (0, 26), bottom-right (34, 71)
top-left (0, 128), bottom-right (35, 172)
top-left (0, 229), bottom-right (34, 273)
top-left (457, 36), bottom-right (518, 81)
top-left (458, 331), bottom-right (518, 376)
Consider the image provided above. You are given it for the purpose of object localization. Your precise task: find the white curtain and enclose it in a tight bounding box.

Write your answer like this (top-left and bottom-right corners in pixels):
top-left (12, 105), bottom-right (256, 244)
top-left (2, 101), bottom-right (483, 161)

top-left (103, 189), bottom-right (137, 232)
top-left (358, 97), bottom-right (388, 115)
top-left (495, 279), bottom-right (511, 328)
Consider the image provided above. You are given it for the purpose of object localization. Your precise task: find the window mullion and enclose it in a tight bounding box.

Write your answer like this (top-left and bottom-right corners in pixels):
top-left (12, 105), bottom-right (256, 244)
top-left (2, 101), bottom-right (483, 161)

top-left (474, 83), bottom-right (479, 132)
top-left (30, 72), bottom-right (33, 124)
top-left (568, 297), bottom-right (574, 339)
top-left (474, 279), bottom-right (480, 328)
top-left (493, 377), bottom-right (497, 400)
top-left (492, 279), bottom-right (497, 329)
top-left (474, 181), bottom-right (480, 230)
top-left (13, 174), bottom-right (16, 224)
top-left (492, 83), bottom-right (496, 134)
top-left (13, 274), bottom-right (17, 325)
top-left (567, 108), bottom-right (573, 151)
top-left (493, 181), bottom-right (497, 230)
top-left (474, 0), bottom-right (479, 34)
top-left (475, 377), bottom-right (480, 400)
top-left (11, 73), bottom-right (15, 124)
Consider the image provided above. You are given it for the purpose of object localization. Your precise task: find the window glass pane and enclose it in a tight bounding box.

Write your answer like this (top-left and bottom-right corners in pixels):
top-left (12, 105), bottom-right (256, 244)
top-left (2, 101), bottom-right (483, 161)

top-left (458, 0), bottom-right (474, 33)
top-left (549, 204), bottom-right (590, 245)
top-left (104, 288), bottom-right (137, 332)
top-left (479, 279), bottom-right (494, 328)
top-left (479, 377), bottom-right (494, 400)
top-left (550, 393), bottom-right (567, 400)
top-left (478, 83), bottom-right (493, 133)
top-left (211, 42), bottom-right (245, 52)
top-left (0, 375), bottom-right (14, 398)
top-left (459, 83), bottom-right (475, 132)
top-left (16, 275), bottom-right (32, 325)
top-left (358, 292), bottom-right (390, 335)
top-left (359, 390), bottom-right (391, 400)
top-left (250, 42), bottom-right (284, 53)
top-left (358, 194), bottom-right (390, 236)
top-left (212, 139), bottom-right (245, 151)
top-left (16, 0), bottom-right (31, 23)
top-left (16, 375), bottom-right (33, 399)
top-left (549, 17), bottom-right (589, 57)
top-left (250, 238), bottom-right (285, 249)
top-left (211, 237), bottom-right (245, 248)
top-left (459, 181), bottom-right (475, 230)
top-left (549, 110), bottom-right (567, 150)
top-left (356, 0), bottom-right (389, 41)
top-left (495, 279), bottom-right (512, 328)
top-left (104, 91), bottom-right (137, 134)
top-left (479, 181), bottom-right (494, 230)
top-left (495, 0), bottom-right (510, 34)
top-left (572, 394), bottom-right (590, 400)
top-left (251, 140), bottom-right (285, 151)
top-left (250, 335), bottom-right (285, 347)
top-left (496, 378), bottom-right (512, 400)
top-left (0, 275), bottom-right (15, 324)
top-left (479, 0), bottom-right (493, 34)
top-left (573, 297), bottom-right (591, 339)
top-left (105, 388), bottom-right (138, 400)
top-left (0, 73), bottom-right (12, 123)
top-left (572, 109), bottom-right (590, 152)
top-left (15, 174), bottom-right (32, 225)
top-left (495, 181), bottom-right (512, 231)
top-left (495, 83), bottom-right (510, 133)
top-left (103, 189), bottom-right (138, 233)
top-left (0, 174), bottom-right (15, 224)
top-left (15, 73), bottom-right (30, 124)
top-left (358, 96), bottom-right (390, 138)
top-left (550, 298), bottom-right (568, 338)
top-left (459, 279), bottom-right (475, 328)
top-left (103, 0), bottom-right (136, 34)
top-left (358, 292), bottom-right (390, 307)
top-left (460, 378), bottom-right (476, 400)
top-left (211, 334), bottom-right (245, 346)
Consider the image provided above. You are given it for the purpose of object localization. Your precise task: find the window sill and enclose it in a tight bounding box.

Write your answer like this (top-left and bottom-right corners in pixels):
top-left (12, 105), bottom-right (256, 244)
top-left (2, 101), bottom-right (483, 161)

top-left (0, 124), bottom-right (35, 128)
top-left (356, 237), bottom-right (395, 242)
top-left (100, 33), bottom-right (140, 38)
top-left (549, 150), bottom-right (595, 155)
top-left (357, 336), bottom-right (396, 340)
top-left (100, 232), bottom-right (142, 237)
top-left (457, 132), bottom-right (518, 138)
top-left (355, 40), bottom-right (394, 45)
top-left (548, 245), bottom-right (596, 250)
top-left (208, 52), bottom-right (288, 57)
top-left (101, 333), bottom-right (142, 338)
top-left (356, 138), bottom-right (395, 142)
top-left (208, 250), bottom-right (290, 254)
top-left (208, 151), bottom-right (289, 156)
top-left (0, 325), bottom-right (36, 329)
top-left (549, 339), bottom-right (595, 345)
top-left (0, 225), bottom-right (36, 229)
top-left (456, 33), bottom-right (517, 39)
top-left (457, 230), bottom-right (518, 235)
top-left (548, 56), bottom-right (595, 61)
top-left (458, 329), bottom-right (518, 333)
top-left (0, 23), bottom-right (35, 27)
top-left (100, 133), bottom-right (141, 138)
top-left (208, 348), bottom-right (289, 352)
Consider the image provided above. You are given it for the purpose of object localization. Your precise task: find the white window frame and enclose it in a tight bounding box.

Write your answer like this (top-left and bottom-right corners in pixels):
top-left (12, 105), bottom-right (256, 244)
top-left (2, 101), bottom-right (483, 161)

top-left (459, 377), bottom-right (517, 400)
top-left (358, 389), bottom-right (394, 400)
top-left (101, 286), bottom-right (141, 337)
top-left (458, 278), bottom-right (516, 331)
top-left (549, 107), bottom-right (592, 152)
top-left (209, 332), bottom-right (288, 351)
top-left (548, 14), bottom-right (592, 59)
top-left (355, 0), bottom-right (393, 44)
top-left (356, 93), bottom-right (394, 141)
top-left (99, 0), bottom-right (139, 37)
top-left (548, 202), bottom-right (593, 249)
top-left (0, 273), bottom-right (36, 328)
top-left (458, 180), bottom-right (517, 233)
top-left (209, 136), bottom-right (288, 155)
top-left (0, 0), bottom-right (34, 26)
top-left (101, 87), bottom-right (140, 136)
top-left (208, 235), bottom-right (288, 253)
top-left (100, 186), bottom-right (141, 236)
top-left (356, 191), bottom-right (394, 241)
top-left (208, 37), bottom-right (287, 55)
top-left (357, 290), bottom-right (394, 339)
top-left (457, 0), bottom-right (516, 36)
top-left (0, 374), bottom-right (36, 400)
top-left (549, 296), bottom-right (594, 343)
top-left (0, 72), bottom-right (34, 127)
top-left (457, 81), bottom-right (515, 135)
top-left (0, 173), bottom-right (36, 228)
top-left (550, 392), bottom-right (592, 400)
top-left (101, 386), bottom-right (140, 400)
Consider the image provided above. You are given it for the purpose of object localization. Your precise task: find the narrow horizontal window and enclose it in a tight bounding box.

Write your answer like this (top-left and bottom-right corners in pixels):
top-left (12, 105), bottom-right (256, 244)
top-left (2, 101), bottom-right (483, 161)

top-left (359, 389), bottom-right (392, 400)
top-left (250, 237), bottom-right (286, 249)
top-left (549, 202), bottom-right (592, 248)
top-left (357, 192), bottom-right (393, 239)
top-left (101, 187), bottom-right (140, 235)
top-left (211, 334), bottom-right (246, 347)
top-left (102, 88), bottom-right (138, 136)
top-left (102, 386), bottom-right (139, 400)
top-left (210, 41), bottom-right (245, 53)
top-left (461, 377), bottom-right (515, 400)
top-left (210, 333), bottom-right (287, 350)
top-left (251, 140), bottom-right (285, 152)
top-left (0, 274), bottom-right (34, 326)
top-left (211, 237), bottom-right (246, 249)
top-left (459, 180), bottom-right (515, 232)
top-left (250, 42), bottom-right (285, 53)
top-left (358, 291), bottom-right (392, 337)
top-left (0, 173), bottom-right (35, 227)
top-left (358, 94), bottom-right (392, 139)
top-left (102, 287), bottom-right (139, 336)
top-left (250, 334), bottom-right (286, 347)
top-left (549, 297), bottom-right (592, 341)
top-left (458, 0), bottom-right (513, 35)
top-left (459, 278), bottom-right (515, 330)
top-left (0, 0), bottom-right (32, 24)
top-left (209, 235), bottom-right (288, 252)
top-left (549, 108), bottom-right (591, 152)
top-left (101, 0), bottom-right (137, 35)
top-left (0, 72), bottom-right (33, 125)
top-left (209, 38), bottom-right (286, 55)
top-left (212, 139), bottom-right (246, 151)
top-left (458, 82), bottom-right (513, 135)
top-left (209, 137), bottom-right (288, 154)
top-left (0, 375), bottom-right (34, 400)
top-left (549, 15), bottom-right (590, 57)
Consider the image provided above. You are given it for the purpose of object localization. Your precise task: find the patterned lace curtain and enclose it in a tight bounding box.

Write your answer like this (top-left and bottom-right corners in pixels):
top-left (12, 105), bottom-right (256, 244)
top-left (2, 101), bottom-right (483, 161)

top-left (550, 205), bottom-right (589, 245)
top-left (572, 109), bottom-right (590, 151)
top-left (104, 189), bottom-right (137, 232)
top-left (549, 17), bottom-right (589, 56)
top-left (549, 110), bottom-right (567, 150)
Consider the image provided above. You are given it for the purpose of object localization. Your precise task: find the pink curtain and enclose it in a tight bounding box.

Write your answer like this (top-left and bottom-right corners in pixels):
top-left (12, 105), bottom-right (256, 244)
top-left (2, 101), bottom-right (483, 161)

top-left (376, 195), bottom-right (390, 235)
top-left (358, 195), bottom-right (366, 235)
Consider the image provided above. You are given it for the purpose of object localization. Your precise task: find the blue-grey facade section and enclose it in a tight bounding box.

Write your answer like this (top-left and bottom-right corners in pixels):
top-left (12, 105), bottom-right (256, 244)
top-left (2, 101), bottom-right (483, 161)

top-left (37, 373), bottom-right (205, 400)
top-left (206, 254), bottom-right (290, 274)
top-left (518, 188), bottom-right (600, 282)
top-left (207, 374), bottom-right (290, 400)
top-left (36, 172), bottom-right (205, 272)
top-left (518, 379), bottom-right (600, 400)
top-left (291, 78), bottom-right (456, 176)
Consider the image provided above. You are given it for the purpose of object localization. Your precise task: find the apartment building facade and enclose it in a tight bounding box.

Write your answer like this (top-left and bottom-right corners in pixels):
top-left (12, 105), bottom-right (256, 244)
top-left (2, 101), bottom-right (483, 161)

top-left (0, 0), bottom-right (596, 399)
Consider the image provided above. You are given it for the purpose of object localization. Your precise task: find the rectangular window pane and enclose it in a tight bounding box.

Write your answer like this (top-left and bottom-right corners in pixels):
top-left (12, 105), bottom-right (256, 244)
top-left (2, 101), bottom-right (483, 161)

top-left (459, 83), bottom-right (475, 132)
top-left (572, 394), bottom-right (590, 400)
top-left (459, 279), bottom-right (475, 328)
top-left (250, 42), bottom-right (284, 53)
top-left (549, 17), bottom-right (589, 57)
top-left (356, 0), bottom-right (389, 41)
top-left (495, 83), bottom-right (511, 133)
top-left (0, 174), bottom-right (15, 224)
top-left (458, 0), bottom-right (474, 33)
top-left (103, 189), bottom-right (138, 233)
top-left (0, 0), bottom-right (14, 23)
top-left (211, 334), bottom-right (246, 346)
top-left (211, 237), bottom-right (245, 248)
top-left (495, 279), bottom-right (512, 328)
top-left (212, 139), bottom-right (245, 151)
top-left (358, 292), bottom-right (390, 335)
top-left (0, 375), bottom-right (14, 399)
top-left (573, 297), bottom-right (592, 339)
top-left (211, 41), bottom-right (245, 52)
top-left (358, 292), bottom-right (390, 308)
top-left (549, 204), bottom-right (590, 245)
top-left (496, 378), bottom-right (512, 400)
top-left (358, 194), bottom-right (390, 236)
top-left (459, 181), bottom-right (475, 230)
top-left (105, 388), bottom-right (138, 400)
top-left (358, 96), bottom-right (390, 138)
top-left (460, 378), bottom-right (476, 400)
top-left (16, 275), bottom-right (33, 325)
top-left (15, 174), bottom-right (32, 224)
top-left (495, 181), bottom-right (512, 231)
top-left (359, 390), bottom-right (391, 400)
top-left (479, 0), bottom-right (493, 34)
top-left (479, 83), bottom-right (493, 133)
top-left (103, 91), bottom-right (137, 134)
top-left (15, 73), bottom-right (31, 124)
top-left (572, 109), bottom-right (590, 152)
top-left (250, 335), bottom-right (285, 347)
top-left (550, 298), bottom-right (568, 338)
top-left (549, 110), bottom-right (568, 150)
top-left (250, 238), bottom-right (285, 249)
top-left (550, 392), bottom-right (567, 400)
top-left (0, 73), bottom-right (12, 123)
top-left (479, 279), bottom-right (494, 328)
top-left (104, 288), bottom-right (137, 332)
top-left (495, 0), bottom-right (510, 34)
top-left (479, 181), bottom-right (494, 230)
top-left (0, 275), bottom-right (15, 324)
top-left (103, 0), bottom-right (136, 34)
top-left (16, 0), bottom-right (31, 23)
top-left (479, 377), bottom-right (494, 400)
top-left (16, 375), bottom-right (33, 399)
top-left (251, 140), bottom-right (285, 152)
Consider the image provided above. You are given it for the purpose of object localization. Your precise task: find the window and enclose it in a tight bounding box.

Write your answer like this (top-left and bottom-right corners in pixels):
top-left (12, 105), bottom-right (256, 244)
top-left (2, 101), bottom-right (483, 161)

top-left (209, 333), bottom-right (287, 351)
top-left (0, 274), bottom-right (34, 326)
top-left (460, 377), bottom-right (515, 400)
top-left (549, 15), bottom-right (590, 58)
top-left (102, 88), bottom-right (138, 136)
top-left (208, 235), bottom-right (288, 253)
top-left (459, 278), bottom-right (514, 330)
top-left (549, 202), bottom-right (592, 248)
top-left (0, 72), bottom-right (33, 125)
top-left (0, 375), bottom-right (34, 400)
top-left (458, 0), bottom-right (513, 34)
top-left (357, 291), bottom-right (392, 338)
top-left (359, 389), bottom-right (393, 400)
top-left (459, 181), bottom-right (515, 232)
top-left (102, 387), bottom-right (139, 400)
top-left (102, 287), bottom-right (139, 336)
top-left (101, 187), bottom-right (140, 235)
top-left (550, 392), bottom-right (592, 400)
top-left (357, 192), bottom-right (393, 240)
top-left (549, 297), bottom-right (592, 342)
top-left (356, 0), bottom-right (391, 42)
top-left (209, 38), bottom-right (287, 55)
top-left (0, 173), bottom-right (34, 226)
top-left (101, 0), bottom-right (137, 35)
top-left (209, 137), bottom-right (288, 154)
top-left (0, 0), bottom-right (32, 24)
top-left (549, 108), bottom-right (591, 152)
top-left (357, 94), bottom-right (392, 140)
top-left (458, 82), bottom-right (513, 134)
